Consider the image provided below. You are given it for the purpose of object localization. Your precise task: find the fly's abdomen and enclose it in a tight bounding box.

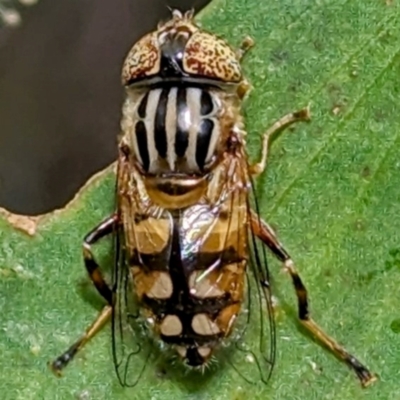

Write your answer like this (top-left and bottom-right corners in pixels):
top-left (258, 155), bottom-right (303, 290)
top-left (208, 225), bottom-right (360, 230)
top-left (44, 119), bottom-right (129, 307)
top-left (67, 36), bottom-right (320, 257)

top-left (122, 85), bottom-right (223, 176)
top-left (128, 199), bottom-right (248, 367)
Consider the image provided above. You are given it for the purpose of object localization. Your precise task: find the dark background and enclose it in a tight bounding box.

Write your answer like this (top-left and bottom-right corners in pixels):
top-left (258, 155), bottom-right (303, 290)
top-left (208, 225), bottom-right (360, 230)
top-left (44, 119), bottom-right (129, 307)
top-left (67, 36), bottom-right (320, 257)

top-left (0, 0), bottom-right (209, 215)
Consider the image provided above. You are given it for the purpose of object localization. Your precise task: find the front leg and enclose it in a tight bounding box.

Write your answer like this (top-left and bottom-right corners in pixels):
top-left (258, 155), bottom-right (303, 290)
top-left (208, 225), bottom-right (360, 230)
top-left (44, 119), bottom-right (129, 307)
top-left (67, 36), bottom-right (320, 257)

top-left (236, 36), bottom-right (255, 99)
top-left (236, 36), bottom-right (255, 61)
top-left (249, 106), bottom-right (311, 176)
top-left (250, 212), bottom-right (377, 387)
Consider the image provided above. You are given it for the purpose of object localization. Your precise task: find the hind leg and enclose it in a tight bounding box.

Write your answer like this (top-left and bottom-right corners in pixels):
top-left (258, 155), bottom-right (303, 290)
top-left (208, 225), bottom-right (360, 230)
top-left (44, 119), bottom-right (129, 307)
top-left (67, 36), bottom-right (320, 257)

top-left (251, 212), bottom-right (377, 387)
top-left (50, 215), bottom-right (118, 374)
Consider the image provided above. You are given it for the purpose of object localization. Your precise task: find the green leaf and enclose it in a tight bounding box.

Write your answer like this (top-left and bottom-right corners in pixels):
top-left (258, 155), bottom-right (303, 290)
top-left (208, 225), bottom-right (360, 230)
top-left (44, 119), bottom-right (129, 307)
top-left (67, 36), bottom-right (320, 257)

top-left (1, 1), bottom-right (400, 399)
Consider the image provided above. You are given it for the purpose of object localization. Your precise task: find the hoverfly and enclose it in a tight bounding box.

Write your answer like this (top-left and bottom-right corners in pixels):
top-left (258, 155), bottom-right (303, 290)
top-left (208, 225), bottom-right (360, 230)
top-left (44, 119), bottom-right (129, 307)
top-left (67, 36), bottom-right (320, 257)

top-left (51, 9), bottom-right (376, 388)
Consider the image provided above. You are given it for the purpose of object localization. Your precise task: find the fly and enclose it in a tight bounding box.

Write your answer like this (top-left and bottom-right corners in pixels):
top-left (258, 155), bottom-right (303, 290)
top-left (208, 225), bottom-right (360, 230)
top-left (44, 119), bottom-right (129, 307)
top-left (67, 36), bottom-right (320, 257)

top-left (50, 9), bottom-right (377, 388)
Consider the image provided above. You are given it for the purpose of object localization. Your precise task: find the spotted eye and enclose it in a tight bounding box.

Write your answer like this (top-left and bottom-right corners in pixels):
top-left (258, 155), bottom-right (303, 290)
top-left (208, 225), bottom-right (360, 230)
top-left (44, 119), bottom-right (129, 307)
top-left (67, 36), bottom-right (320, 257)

top-left (121, 14), bottom-right (242, 86)
top-left (183, 31), bottom-right (242, 83)
top-left (121, 32), bottom-right (161, 86)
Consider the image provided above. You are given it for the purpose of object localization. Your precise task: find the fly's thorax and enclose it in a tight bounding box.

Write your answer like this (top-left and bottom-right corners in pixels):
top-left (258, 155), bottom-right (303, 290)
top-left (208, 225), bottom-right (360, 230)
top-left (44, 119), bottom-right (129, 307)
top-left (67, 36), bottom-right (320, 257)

top-left (120, 84), bottom-right (241, 208)
top-left (120, 85), bottom-right (238, 174)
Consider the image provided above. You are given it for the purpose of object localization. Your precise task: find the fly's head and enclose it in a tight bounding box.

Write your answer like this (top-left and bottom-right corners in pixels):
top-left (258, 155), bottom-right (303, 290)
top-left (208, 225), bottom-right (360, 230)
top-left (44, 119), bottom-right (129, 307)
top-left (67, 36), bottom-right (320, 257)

top-left (121, 9), bottom-right (242, 86)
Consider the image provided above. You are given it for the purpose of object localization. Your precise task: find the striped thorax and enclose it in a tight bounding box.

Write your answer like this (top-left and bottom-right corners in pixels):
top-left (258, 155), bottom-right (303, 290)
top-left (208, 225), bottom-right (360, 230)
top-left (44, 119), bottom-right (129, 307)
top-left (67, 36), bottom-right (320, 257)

top-left (122, 85), bottom-right (223, 175)
top-left (121, 84), bottom-right (241, 208)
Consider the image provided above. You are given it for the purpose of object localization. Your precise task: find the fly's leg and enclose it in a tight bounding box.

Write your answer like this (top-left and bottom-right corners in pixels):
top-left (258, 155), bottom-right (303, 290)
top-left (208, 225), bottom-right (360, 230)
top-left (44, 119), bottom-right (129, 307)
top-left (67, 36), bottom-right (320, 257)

top-left (82, 215), bottom-right (119, 305)
top-left (249, 106), bottom-right (311, 176)
top-left (50, 214), bottom-right (118, 375)
top-left (250, 212), bottom-right (377, 387)
top-left (50, 305), bottom-right (112, 376)
top-left (236, 37), bottom-right (255, 99)
top-left (236, 36), bottom-right (255, 60)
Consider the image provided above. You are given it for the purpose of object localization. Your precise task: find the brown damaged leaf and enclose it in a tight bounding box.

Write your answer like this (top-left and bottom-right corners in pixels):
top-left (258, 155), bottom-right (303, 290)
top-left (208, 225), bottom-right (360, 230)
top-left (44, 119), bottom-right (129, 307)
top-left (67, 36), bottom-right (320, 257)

top-left (1, 211), bottom-right (39, 236)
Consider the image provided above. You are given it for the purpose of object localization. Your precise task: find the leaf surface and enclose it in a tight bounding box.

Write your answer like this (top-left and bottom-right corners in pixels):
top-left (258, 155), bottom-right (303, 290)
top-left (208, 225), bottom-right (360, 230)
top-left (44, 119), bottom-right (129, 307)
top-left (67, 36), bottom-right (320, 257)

top-left (1, 1), bottom-right (400, 399)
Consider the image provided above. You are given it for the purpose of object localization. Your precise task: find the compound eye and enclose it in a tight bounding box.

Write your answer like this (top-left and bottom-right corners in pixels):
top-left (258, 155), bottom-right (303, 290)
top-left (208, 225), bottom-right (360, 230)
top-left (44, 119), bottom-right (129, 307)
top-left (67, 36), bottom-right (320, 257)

top-left (183, 31), bottom-right (242, 83)
top-left (121, 32), bottom-right (161, 86)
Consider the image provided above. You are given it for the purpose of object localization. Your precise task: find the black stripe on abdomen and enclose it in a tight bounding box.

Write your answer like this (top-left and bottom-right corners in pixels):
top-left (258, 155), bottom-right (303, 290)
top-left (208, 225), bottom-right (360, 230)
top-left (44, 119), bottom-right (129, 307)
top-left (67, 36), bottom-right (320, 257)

top-left (130, 246), bottom-right (243, 273)
top-left (161, 328), bottom-right (223, 346)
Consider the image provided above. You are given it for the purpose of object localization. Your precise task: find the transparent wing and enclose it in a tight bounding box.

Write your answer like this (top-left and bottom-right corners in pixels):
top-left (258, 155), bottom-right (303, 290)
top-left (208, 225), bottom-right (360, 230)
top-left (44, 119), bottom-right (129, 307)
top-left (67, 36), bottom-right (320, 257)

top-left (110, 155), bottom-right (154, 387)
top-left (180, 157), bottom-right (276, 385)
top-left (194, 158), bottom-right (274, 385)
top-left (241, 173), bottom-right (276, 384)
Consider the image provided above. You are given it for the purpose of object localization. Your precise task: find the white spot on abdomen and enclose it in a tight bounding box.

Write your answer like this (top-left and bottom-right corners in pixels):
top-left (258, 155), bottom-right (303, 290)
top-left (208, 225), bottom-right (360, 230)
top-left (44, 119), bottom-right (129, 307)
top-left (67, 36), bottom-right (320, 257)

top-left (192, 313), bottom-right (220, 335)
top-left (161, 315), bottom-right (182, 336)
top-left (176, 346), bottom-right (187, 358)
top-left (197, 346), bottom-right (212, 358)
top-left (147, 272), bottom-right (173, 299)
